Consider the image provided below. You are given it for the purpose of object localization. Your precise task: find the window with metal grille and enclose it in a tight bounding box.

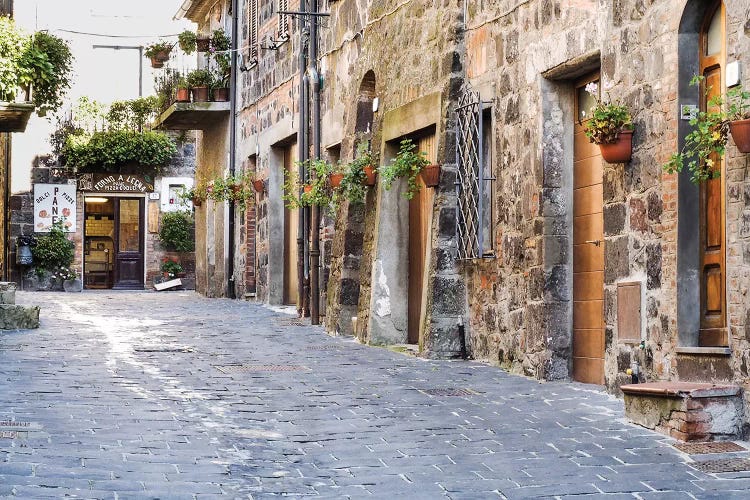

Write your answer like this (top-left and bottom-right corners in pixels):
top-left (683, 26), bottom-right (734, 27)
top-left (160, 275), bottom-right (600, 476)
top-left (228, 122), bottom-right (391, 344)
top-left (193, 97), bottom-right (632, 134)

top-left (248, 0), bottom-right (259, 64)
top-left (456, 88), bottom-right (493, 260)
top-left (278, 0), bottom-right (290, 40)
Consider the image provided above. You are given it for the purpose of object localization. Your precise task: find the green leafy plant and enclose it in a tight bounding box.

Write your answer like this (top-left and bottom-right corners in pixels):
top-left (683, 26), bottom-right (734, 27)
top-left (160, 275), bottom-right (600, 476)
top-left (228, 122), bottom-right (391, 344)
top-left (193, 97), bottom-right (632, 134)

top-left (50, 266), bottom-right (77, 281)
top-left (144, 40), bottom-right (173, 59)
top-left (204, 172), bottom-right (255, 209)
top-left (179, 182), bottom-right (208, 205)
top-left (210, 29), bottom-right (230, 52)
top-left (380, 139), bottom-right (430, 200)
top-left (283, 159), bottom-right (333, 209)
top-left (662, 76), bottom-right (750, 183)
top-left (106, 96), bottom-right (159, 132)
top-left (0, 17), bottom-right (73, 116)
top-left (185, 68), bottom-right (213, 88)
top-left (338, 141), bottom-right (372, 204)
top-left (154, 69), bottom-right (181, 111)
top-left (160, 257), bottom-right (183, 278)
top-left (177, 30), bottom-right (197, 54)
top-left (32, 220), bottom-right (74, 273)
top-left (159, 210), bottom-right (195, 252)
top-left (582, 81), bottom-right (633, 145)
top-left (63, 130), bottom-right (177, 174)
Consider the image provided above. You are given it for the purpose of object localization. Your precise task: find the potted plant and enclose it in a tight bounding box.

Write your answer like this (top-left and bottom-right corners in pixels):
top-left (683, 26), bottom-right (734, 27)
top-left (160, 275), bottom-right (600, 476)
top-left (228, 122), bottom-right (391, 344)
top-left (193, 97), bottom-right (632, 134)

top-left (420, 164), bottom-right (441, 187)
top-left (348, 140), bottom-right (377, 188)
top-left (177, 30), bottom-right (197, 54)
top-left (186, 69), bottom-right (213, 102)
top-left (161, 257), bottom-right (184, 279)
top-left (663, 76), bottom-right (750, 183)
top-left (212, 71), bottom-right (229, 102)
top-left (252, 178), bottom-right (266, 193)
top-left (582, 81), bottom-right (634, 163)
top-left (144, 41), bottom-right (173, 69)
top-left (196, 33), bottom-right (210, 52)
top-left (175, 76), bottom-right (190, 103)
top-left (210, 29), bottom-right (230, 53)
top-left (380, 139), bottom-right (431, 200)
top-left (55, 266), bottom-right (82, 292)
top-left (329, 161), bottom-right (345, 189)
top-left (283, 159), bottom-right (333, 209)
top-left (159, 210), bottom-right (195, 253)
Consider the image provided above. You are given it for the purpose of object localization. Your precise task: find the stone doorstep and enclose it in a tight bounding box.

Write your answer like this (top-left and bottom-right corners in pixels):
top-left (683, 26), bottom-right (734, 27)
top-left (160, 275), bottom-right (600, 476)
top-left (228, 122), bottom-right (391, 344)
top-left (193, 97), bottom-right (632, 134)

top-left (622, 382), bottom-right (743, 442)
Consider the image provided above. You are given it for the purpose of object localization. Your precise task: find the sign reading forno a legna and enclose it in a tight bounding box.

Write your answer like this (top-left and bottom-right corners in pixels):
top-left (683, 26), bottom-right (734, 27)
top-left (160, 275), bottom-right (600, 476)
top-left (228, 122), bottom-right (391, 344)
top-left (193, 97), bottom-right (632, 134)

top-left (77, 173), bottom-right (154, 193)
top-left (34, 184), bottom-right (76, 233)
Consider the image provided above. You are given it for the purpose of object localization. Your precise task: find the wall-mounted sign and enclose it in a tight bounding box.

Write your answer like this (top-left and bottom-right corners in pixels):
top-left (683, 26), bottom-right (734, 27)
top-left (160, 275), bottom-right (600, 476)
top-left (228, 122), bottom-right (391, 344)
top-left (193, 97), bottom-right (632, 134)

top-left (34, 184), bottom-right (77, 232)
top-left (78, 173), bottom-right (154, 193)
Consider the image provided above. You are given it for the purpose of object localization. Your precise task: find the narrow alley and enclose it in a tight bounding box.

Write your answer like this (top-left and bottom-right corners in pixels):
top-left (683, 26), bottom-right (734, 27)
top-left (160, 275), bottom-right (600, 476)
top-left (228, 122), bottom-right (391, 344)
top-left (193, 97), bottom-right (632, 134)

top-left (0, 292), bottom-right (749, 498)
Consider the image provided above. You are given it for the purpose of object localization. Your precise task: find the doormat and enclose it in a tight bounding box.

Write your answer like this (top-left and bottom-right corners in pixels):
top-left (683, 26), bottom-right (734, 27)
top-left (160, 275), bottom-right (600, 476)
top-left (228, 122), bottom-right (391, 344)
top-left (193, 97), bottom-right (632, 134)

top-left (215, 364), bottom-right (310, 373)
top-left (674, 441), bottom-right (746, 455)
top-left (690, 458), bottom-right (750, 473)
top-left (420, 388), bottom-right (479, 397)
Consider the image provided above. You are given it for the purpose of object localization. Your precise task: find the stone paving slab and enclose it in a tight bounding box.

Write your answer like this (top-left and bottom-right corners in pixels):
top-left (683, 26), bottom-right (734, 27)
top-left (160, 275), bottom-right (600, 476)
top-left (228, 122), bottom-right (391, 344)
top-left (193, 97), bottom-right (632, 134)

top-left (0, 291), bottom-right (749, 498)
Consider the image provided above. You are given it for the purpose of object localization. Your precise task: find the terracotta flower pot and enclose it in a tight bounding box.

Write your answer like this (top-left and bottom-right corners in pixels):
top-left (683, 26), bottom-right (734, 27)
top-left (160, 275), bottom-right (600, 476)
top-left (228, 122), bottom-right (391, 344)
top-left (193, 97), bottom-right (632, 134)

top-left (303, 184), bottom-right (313, 193)
top-left (329, 173), bottom-right (344, 188)
top-left (196, 37), bottom-right (210, 52)
top-left (420, 164), bottom-right (441, 187)
top-left (192, 197), bottom-right (202, 207)
top-left (252, 179), bottom-right (265, 193)
top-left (175, 88), bottom-right (190, 103)
top-left (155, 49), bottom-right (171, 62)
top-left (150, 57), bottom-right (164, 69)
top-left (363, 165), bottom-right (377, 186)
top-left (729, 119), bottom-right (750, 153)
top-left (231, 184), bottom-right (243, 196)
top-left (212, 87), bottom-right (229, 102)
top-left (599, 130), bottom-right (633, 163)
top-left (191, 86), bottom-right (209, 102)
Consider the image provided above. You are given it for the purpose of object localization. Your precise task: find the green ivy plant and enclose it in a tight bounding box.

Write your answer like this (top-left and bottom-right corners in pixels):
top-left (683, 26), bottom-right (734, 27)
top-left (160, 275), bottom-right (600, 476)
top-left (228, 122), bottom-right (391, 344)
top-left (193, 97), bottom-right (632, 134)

top-left (63, 130), bottom-right (177, 174)
top-left (338, 141), bottom-right (372, 205)
top-left (205, 172), bottom-right (255, 210)
top-left (185, 68), bottom-right (213, 88)
top-left (380, 139), bottom-right (430, 200)
top-left (0, 17), bottom-right (73, 116)
top-left (159, 210), bottom-right (195, 252)
top-left (32, 220), bottom-right (74, 274)
top-left (662, 76), bottom-right (750, 183)
top-left (283, 159), bottom-right (333, 209)
top-left (177, 30), bottom-right (197, 54)
top-left (582, 81), bottom-right (633, 144)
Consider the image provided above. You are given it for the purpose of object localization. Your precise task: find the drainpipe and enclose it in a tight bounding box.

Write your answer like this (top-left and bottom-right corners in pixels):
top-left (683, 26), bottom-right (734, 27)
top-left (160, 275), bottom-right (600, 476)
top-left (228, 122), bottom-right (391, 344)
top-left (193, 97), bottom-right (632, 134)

top-left (3, 134), bottom-right (9, 282)
top-left (309, 0), bottom-right (321, 325)
top-left (297, 1), bottom-right (309, 316)
top-left (227, 0), bottom-right (239, 299)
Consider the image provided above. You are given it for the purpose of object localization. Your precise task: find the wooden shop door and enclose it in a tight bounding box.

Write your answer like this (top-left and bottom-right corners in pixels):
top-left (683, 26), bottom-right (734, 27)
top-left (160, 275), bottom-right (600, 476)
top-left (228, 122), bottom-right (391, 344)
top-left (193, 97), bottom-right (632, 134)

top-left (112, 197), bottom-right (145, 290)
top-left (572, 74), bottom-right (605, 384)
top-left (408, 134), bottom-right (436, 344)
top-left (283, 143), bottom-right (299, 306)
top-left (698, 2), bottom-right (727, 346)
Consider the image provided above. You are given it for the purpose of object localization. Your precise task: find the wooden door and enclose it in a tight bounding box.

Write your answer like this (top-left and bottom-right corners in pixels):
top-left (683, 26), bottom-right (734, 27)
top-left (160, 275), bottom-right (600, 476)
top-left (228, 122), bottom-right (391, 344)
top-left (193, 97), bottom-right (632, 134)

top-left (408, 134), bottom-right (436, 344)
top-left (283, 143), bottom-right (299, 305)
top-left (699, 2), bottom-right (727, 346)
top-left (112, 197), bottom-right (145, 290)
top-left (572, 75), bottom-right (605, 385)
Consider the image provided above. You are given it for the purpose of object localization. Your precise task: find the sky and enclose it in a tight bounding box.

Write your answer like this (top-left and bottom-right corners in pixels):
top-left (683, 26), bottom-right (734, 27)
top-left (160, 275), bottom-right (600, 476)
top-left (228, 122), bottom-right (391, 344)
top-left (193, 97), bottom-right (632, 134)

top-left (11, 0), bottom-right (195, 192)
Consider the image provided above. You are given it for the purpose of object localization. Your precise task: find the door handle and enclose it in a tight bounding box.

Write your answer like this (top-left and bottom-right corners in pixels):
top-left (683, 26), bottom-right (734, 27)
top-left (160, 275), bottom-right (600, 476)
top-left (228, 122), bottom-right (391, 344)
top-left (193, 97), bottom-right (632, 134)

top-left (585, 239), bottom-right (602, 246)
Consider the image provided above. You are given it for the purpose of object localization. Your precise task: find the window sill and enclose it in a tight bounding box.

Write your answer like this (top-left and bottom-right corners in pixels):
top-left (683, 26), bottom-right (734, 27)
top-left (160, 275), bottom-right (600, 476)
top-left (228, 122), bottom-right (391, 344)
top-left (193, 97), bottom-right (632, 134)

top-left (675, 346), bottom-right (731, 356)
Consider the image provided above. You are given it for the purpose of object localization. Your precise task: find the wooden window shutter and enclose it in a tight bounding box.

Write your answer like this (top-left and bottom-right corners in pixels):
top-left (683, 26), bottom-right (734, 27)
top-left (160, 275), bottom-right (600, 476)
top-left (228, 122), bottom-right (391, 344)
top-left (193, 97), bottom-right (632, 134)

top-left (249, 0), bottom-right (258, 62)
top-left (278, 0), bottom-right (289, 40)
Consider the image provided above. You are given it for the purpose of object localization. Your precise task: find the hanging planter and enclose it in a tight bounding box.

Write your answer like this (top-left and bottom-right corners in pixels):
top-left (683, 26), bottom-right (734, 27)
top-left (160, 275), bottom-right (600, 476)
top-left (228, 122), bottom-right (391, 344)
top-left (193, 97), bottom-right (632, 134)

top-left (729, 119), bottom-right (750, 153)
top-left (420, 164), bottom-right (441, 187)
top-left (192, 197), bottom-right (202, 207)
top-left (252, 179), bottom-right (265, 193)
top-left (329, 173), bottom-right (344, 188)
top-left (599, 130), bottom-right (633, 163)
top-left (363, 165), bottom-right (377, 186)
top-left (144, 41), bottom-right (173, 69)
top-left (196, 36), bottom-right (210, 52)
top-left (150, 57), bottom-right (164, 69)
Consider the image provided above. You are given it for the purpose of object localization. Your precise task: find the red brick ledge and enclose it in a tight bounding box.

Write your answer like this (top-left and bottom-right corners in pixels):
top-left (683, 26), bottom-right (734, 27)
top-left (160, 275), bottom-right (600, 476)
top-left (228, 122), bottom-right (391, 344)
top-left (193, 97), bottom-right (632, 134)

top-left (621, 382), bottom-right (741, 399)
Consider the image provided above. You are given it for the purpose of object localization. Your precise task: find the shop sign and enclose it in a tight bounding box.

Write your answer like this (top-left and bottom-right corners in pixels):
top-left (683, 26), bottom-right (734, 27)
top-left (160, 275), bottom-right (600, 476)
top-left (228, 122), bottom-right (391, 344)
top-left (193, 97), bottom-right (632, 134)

top-left (34, 184), bottom-right (77, 232)
top-left (78, 173), bottom-right (154, 193)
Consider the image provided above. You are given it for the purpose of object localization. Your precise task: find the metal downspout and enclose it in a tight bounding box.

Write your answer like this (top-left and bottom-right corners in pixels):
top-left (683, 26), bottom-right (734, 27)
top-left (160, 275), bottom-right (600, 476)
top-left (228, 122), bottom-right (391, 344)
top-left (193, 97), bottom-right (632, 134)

top-left (309, 0), bottom-right (321, 325)
top-left (227, 0), bottom-right (239, 299)
top-left (297, 1), bottom-right (309, 317)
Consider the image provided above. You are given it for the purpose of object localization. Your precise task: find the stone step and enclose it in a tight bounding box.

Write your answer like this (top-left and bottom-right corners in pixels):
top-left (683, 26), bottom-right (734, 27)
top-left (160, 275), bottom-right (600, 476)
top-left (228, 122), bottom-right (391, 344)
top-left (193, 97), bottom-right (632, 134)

top-left (0, 304), bottom-right (40, 330)
top-left (622, 382), bottom-right (742, 442)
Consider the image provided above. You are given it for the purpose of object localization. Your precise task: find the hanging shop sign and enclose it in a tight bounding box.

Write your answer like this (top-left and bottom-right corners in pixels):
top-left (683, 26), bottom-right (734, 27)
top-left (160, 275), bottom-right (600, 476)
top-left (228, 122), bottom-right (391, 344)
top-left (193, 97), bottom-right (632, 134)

top-left (77, 173), bottom-right (154, 193)
top-left (34, 184), bottom-right (77, 232)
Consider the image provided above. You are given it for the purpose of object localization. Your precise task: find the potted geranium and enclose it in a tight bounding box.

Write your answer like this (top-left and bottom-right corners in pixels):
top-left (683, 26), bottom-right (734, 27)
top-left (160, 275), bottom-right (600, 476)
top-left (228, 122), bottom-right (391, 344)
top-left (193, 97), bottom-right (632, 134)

top-left (283, 159), bottom-right (333, 209)
top-left (186, 69), bottom-right (213, 102)
top-left (582, 81), bottom-right (634, 163)
top-left (727, 85), bottom-right (750, 153)
top-left (55, 266), bottom-right (82, 292)
top-left (329, 161), bottom-right (345, 189)
top-left (380, 139), bottom-right (431, 200)
top-left (144, 41), bottom-right (173, 69)
top-left (161, 258), bottom-right (184, 279)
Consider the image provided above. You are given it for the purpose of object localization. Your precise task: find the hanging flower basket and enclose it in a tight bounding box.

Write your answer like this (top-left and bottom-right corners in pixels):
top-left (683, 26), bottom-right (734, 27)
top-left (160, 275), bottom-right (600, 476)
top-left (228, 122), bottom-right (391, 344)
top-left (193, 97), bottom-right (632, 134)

top-left (420, 164), bottom-right (441, 187)
top-left (252, 179), bottom-right (265, 193)
top-left (729, 119), bottom-right (750, 153)
top-left (363, 165), bottom-right (377, 186)
top-left (150, 57), bottom-right (164, 69)
top-left (192, 196), bottom-right (202, 207)
top-left (599, 130), bottom-right (633, 163)
top-left (196, 37), bottom-right (210, 52)
top-left (329, 173), bottom-right (344, 188)
top-left (303, 184), bottom-right (313, 194)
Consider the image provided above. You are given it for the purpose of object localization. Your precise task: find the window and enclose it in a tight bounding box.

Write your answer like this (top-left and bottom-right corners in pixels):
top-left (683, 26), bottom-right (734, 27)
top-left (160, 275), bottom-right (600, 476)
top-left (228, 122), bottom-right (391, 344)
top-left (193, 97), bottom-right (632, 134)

top-left (248, 0), bottom-right (258, 64)
top-left (278, 0), bottom-right (290, 41)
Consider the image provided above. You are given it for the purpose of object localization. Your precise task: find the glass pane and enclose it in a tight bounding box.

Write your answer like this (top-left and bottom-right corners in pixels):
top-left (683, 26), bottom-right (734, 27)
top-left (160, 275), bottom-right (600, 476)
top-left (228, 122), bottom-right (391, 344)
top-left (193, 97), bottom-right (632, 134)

top-left (578, 80), bottom-right (599, 122)
top-left (118, 199), bottom-right (140, 252)
top-left (706, 8), bottom-right (722, 56)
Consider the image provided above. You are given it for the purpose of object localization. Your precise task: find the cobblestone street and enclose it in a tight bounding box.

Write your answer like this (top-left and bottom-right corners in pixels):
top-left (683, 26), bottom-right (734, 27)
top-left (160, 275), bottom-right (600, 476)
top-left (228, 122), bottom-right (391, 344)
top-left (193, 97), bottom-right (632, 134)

top-left (0, 292), bottom-right (748, 498)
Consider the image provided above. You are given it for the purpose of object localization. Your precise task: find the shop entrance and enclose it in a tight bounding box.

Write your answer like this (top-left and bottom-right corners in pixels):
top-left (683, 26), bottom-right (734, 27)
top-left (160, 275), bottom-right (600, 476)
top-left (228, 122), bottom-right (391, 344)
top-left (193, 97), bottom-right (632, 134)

top-left (83, 196), bottom-right (145, 289)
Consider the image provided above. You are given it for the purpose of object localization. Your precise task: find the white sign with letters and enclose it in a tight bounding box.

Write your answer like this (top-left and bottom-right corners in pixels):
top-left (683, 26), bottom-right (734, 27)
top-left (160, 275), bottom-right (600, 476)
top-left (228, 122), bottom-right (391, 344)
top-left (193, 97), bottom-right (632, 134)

top-left (34, 184), bottom-right (77, 232)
